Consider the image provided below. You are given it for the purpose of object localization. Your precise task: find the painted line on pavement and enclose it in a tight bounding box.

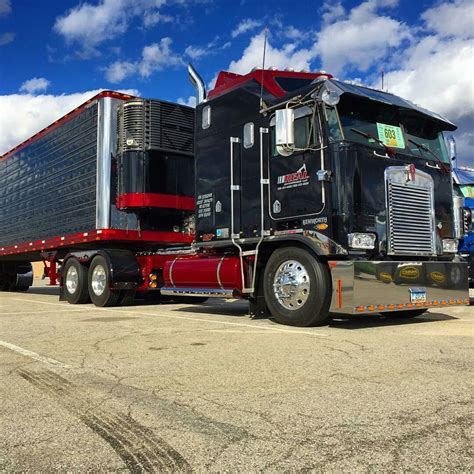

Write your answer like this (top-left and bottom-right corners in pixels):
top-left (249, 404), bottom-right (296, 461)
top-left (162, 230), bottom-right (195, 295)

top-left (0, 340), bottom-right (70, 368)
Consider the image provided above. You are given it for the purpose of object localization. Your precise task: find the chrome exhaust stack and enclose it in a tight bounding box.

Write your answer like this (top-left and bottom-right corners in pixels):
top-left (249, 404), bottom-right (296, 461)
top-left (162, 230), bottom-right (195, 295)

top-left (188, 63), bottom-right (206, 104)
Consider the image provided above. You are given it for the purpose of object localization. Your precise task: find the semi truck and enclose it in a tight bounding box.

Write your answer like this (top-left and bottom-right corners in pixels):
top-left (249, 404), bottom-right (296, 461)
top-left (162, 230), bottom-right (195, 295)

top-left (0, 66), bottom-right (469, 326)
top-left (452, 166), bottom-right (474, 286)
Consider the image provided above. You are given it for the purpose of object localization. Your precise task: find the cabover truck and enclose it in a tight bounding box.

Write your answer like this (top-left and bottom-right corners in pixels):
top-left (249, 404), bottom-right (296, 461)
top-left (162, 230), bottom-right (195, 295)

top-left (0, 67), bottom-right (469, 326)
top-left (453, 166), bottom-right (474, 286)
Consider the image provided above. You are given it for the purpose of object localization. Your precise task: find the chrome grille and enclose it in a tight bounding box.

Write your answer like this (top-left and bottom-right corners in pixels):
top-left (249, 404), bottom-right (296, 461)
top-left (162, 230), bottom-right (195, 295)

top-left (386, 167), bottom-right (436, 256)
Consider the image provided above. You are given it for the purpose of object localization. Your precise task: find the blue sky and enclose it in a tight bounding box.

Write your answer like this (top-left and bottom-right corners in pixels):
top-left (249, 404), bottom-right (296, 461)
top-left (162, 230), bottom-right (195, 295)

top-left (0, 0), bottom-right (473, 165)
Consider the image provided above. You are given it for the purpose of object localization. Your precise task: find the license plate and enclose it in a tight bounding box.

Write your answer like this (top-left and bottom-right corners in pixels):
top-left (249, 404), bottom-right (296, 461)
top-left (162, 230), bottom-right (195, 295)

top-left (409, 288), bottom-right (426, 303)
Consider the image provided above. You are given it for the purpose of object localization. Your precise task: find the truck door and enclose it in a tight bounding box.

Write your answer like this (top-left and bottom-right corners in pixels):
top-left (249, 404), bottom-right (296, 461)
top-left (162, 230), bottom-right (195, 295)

top-left (269, 107), bottom-right (325, 221)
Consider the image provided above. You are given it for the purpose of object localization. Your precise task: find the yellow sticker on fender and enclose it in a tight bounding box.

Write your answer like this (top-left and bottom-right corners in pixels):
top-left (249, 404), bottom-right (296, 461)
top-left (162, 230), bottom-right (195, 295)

top-left (377, 123), bottom-right (405, 148)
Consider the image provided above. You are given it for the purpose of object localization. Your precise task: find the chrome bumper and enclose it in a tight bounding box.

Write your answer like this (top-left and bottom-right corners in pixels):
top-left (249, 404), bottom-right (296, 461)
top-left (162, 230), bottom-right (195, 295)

top-left (329, 260), bottom-right (470, 314)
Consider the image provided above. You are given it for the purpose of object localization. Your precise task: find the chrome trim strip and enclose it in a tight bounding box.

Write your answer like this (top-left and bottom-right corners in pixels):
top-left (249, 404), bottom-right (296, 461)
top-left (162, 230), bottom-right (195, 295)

top-left (216, 256), bottom-right (225, 289)
top-left (169, 258), bottom-right (179, 287)
top-left (161, 287), bottom-right (235, 298)
top-left (96, 97), bottom-right (115, 229)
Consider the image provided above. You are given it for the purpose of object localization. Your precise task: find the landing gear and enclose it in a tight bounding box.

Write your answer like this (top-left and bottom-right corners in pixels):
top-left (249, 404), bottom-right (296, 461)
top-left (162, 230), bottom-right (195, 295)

top-left (263, 247), bottom-right (331, 327)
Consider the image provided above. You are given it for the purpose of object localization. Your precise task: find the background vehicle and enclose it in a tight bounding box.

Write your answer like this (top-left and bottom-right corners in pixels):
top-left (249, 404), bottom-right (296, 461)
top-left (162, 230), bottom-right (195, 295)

top-left (0, 67), bottom-right (469, 325)
top-left (452, 166), bottom-right (474, 286)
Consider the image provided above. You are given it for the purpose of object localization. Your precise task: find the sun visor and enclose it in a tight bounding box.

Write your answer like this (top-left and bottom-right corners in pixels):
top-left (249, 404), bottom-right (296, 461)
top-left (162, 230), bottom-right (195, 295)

top-left (323, 79), bottom-right (457, 131)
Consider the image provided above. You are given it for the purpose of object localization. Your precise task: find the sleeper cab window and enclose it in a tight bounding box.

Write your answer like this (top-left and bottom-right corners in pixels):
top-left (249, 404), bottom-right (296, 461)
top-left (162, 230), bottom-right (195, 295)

top-left (243, 122), bottom-right (254, 148)
top-left (202, 105), bottom-right (211, 129)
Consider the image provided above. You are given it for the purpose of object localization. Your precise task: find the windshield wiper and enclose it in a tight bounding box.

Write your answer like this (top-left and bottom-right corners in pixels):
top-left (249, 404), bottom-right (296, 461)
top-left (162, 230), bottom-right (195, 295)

top-left (408, 138), bottom-right (450, 173)
top-left (350, 128), bottom-right (396, 157)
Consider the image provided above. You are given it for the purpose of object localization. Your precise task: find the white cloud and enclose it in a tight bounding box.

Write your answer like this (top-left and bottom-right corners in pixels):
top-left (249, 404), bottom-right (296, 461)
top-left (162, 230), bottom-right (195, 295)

top-left (231, 18), bottom-right (262, 38)
top-left (0, 31), bottom-right (13, 45)
top-left (54, 0), bottom-right (168, 57)
top-left (0, 89), bottom-right (139, 156)
top-left (177, 95), bottom-right (196, 108)
top-left (185, 45), bottom-right (207, 60)
top-left (0, 0), bottom-right (11, 16)
top-left (143, 11), bottom-right (173, 27)
top-left (20, 77), bottom-right (51, 94)
top-left (105, 38), bottom-right (182, 83)
top-left (227, 32), bottom-right (312, 75)
top-left (315, 0), bottom-right (411, 75)
top-left (422, 0), bottom-right (474, 40)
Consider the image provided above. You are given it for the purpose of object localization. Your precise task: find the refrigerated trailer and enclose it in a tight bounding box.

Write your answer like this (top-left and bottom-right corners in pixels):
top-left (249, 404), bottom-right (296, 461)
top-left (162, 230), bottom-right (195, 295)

top-left (0, 67), bottom-right (470, 326)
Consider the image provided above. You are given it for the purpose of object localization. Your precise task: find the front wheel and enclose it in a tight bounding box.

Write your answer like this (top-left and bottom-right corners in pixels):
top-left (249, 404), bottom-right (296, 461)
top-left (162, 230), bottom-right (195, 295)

top-left (88, 256), bottom-right (121, 307)
top-left (263, 247), bottom-right (331, 327)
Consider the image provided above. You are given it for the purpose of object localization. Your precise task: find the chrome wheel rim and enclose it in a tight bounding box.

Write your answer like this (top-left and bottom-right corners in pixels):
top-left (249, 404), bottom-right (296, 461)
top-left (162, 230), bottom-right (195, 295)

top-left (273, 259), bottom-right (310, 311)
top-left (65, 266), bottom-right (79, 294)
top-left (91, 265), bottom-right (107, 296)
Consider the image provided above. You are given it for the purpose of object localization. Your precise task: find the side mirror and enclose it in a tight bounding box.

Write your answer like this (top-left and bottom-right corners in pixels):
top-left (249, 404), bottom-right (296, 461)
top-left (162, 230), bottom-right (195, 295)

top-left (448, 135), bottom-right (456, 162)
top-left (275, 109), bottom-right (295, 156)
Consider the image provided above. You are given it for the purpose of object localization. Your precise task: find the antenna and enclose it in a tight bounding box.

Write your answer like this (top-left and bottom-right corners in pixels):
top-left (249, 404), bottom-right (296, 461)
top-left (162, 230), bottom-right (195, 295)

top-left (381, 66), bottom-right (384, 90)
top-left (259, 27), bottom-right (268, 110)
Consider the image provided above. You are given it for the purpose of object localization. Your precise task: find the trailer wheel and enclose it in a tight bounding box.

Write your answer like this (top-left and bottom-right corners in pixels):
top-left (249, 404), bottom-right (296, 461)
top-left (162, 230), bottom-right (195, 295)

top-left (263, 247), bottom-right (331, 327)
top-left (88, 256), bottom-right (121, 307)
top-left (387, 309), bottom-right (427, 318)
top-left (63, 258), bottom-right (90, 304)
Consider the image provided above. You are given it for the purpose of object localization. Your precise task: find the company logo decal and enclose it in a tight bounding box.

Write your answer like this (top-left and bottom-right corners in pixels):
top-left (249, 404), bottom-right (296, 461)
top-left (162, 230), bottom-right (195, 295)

top-left (399, 266), bottom-right (420, 279)
top-left (277, 164), bottom-right (310, 190)
top-left (430, 271), bottom-right (446, 283)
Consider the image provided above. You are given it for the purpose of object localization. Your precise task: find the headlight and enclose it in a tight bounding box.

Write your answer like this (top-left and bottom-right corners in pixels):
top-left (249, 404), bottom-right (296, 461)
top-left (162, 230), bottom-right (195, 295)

top-left (348, 233), bottom-right (376, 250)
top-left (442, 239), bottom-right (458, 253)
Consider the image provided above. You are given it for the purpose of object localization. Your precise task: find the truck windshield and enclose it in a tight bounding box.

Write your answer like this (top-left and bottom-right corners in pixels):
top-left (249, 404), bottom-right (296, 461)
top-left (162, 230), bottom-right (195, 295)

top-left (333, 94), bottom-right (450, 163)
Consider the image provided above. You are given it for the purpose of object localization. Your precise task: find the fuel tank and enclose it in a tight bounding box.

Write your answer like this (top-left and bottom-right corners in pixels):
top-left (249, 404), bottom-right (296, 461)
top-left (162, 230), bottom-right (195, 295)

top-left (163, 255), bottom-right (243, 291)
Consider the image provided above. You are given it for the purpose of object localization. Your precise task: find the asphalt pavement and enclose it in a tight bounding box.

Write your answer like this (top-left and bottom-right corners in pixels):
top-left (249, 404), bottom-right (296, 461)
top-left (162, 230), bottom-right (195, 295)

top-left (0, 282), bottom-right (472, 472)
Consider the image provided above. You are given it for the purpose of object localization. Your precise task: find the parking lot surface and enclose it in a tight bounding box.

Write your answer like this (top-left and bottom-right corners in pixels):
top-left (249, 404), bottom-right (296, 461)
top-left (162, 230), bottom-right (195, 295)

top-left (1, 282), bottom-right (473, 472)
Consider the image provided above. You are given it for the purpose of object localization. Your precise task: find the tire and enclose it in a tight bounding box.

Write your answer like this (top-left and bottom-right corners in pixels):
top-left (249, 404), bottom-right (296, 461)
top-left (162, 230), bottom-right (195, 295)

top-left (63, 258), bottom-right (90, 304)
top-left (263, 246), bottom-right (331, 327)
top-left (88, 255), bottom-right (121, 307)
top-left (387, 309), bottom-right (428, 318)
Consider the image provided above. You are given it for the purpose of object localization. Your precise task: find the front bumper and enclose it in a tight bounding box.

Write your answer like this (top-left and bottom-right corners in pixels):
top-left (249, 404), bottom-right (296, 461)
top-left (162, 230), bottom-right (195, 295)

top-left (329, 260), bottom-right (469, 314)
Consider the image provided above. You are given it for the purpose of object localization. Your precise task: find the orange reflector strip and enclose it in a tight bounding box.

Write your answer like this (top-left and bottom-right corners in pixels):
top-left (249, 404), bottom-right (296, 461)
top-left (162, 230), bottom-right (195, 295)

top-left (449, 299), bottom-right (455, 305)
top-left (415, 302), bottom-right (423, 307)
top-left (367, 305), bottom-right (375, 311)
top-left (441, 300), bottom-right (447, 306)
top-left (337, 279), bottom-right (343, 309)
top-left (378, 305), bottom-right (385, 311)
top-left (457, 299), bottom-right (463, 304)
top-left (397, 304), bottom-right (404, 309)
top-left (406, 303), bottom-right (414, 308)
top-left (464, 298), bottom-right (470, 305)
top-left (424, 302), bottom-right (431, 307)
top-left (388, 304), bottom-right (395, 309)
top-left (433, 301), bottom-right (439, 306)
top-left (356, 306), bottom-right (365, 312)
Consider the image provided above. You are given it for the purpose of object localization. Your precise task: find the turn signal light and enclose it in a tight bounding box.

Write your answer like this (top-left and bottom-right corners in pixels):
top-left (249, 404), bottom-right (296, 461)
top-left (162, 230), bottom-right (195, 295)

top-left (149, 272), bottom-right (158, 281)
top-left (149, 281), bottom-right (158, 289)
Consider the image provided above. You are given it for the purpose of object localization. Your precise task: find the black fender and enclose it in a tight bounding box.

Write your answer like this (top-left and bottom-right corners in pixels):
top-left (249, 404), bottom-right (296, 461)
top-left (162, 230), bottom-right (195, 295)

top-left (62, 249), bottom-right (141, 290)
